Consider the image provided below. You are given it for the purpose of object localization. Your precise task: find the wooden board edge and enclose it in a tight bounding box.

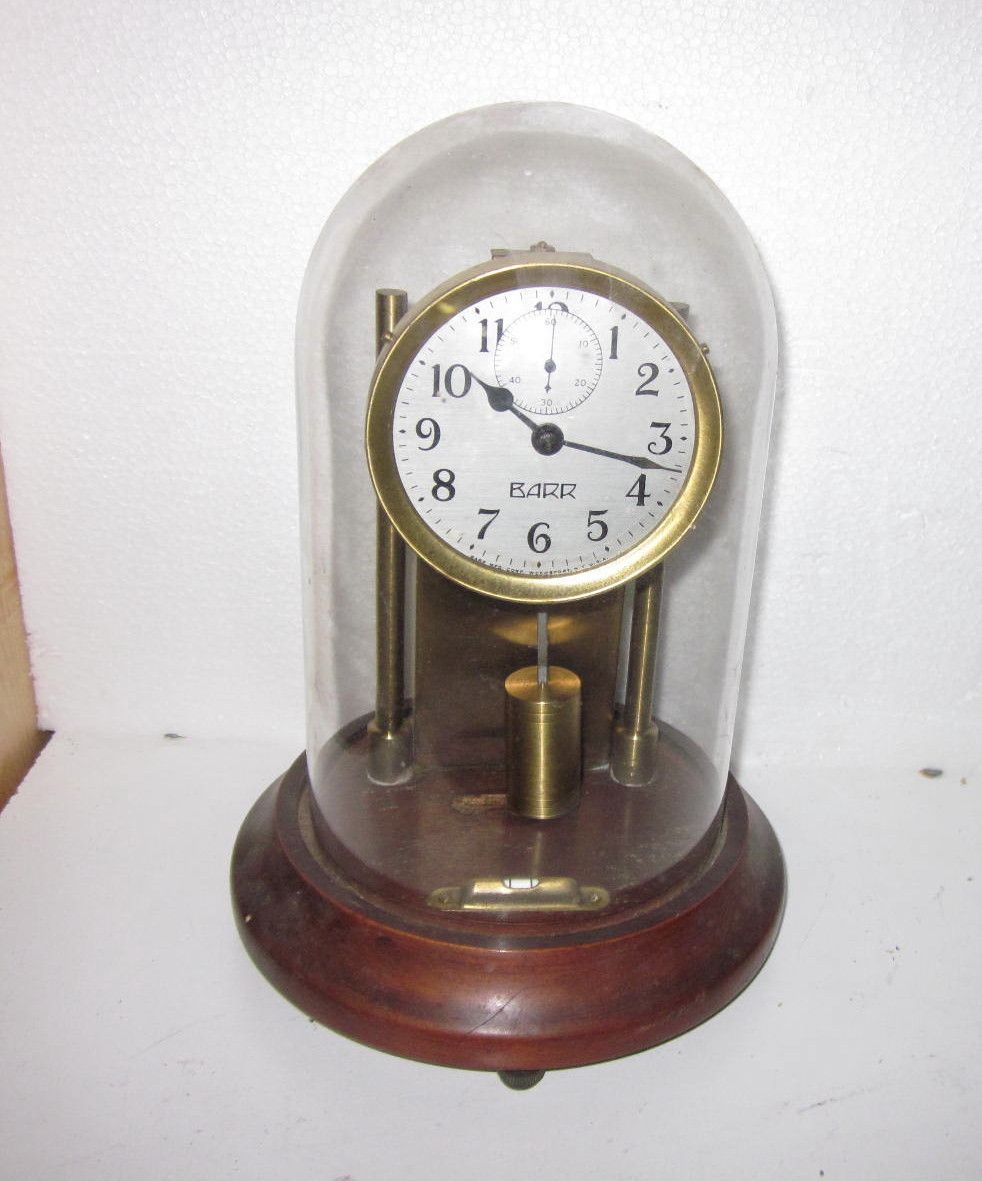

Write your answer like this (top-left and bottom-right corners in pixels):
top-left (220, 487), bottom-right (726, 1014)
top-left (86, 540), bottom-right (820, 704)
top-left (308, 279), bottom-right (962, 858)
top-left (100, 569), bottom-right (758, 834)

top-left (0, 443), bottom-right (43, 810)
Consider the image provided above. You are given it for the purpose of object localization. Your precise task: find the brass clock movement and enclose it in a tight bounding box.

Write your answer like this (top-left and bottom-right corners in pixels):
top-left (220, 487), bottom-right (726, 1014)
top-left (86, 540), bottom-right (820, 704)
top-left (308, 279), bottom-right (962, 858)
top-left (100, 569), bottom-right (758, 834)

top-left (232, 105), bottom-right (785, 1088)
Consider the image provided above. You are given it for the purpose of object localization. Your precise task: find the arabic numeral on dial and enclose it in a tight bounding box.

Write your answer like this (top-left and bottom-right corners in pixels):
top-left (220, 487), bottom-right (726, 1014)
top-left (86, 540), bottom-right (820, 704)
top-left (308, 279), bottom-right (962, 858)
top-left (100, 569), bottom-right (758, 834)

top-left (625, 475), bottom-right (651, 505)
top-left (534, 300), bottom-right (568, 313)
top-left (431, 469), bottom-right (456, 501)
top-left (635, 362), bottom-right (660, 395)
top-left (647, 422), bottom-right (673, 455)
top-left (431, 363), bottom-right (472, 398)
top-left (415, 417), bottom-right (441, 450)
top-left (527, 521), bottom-right (551, 553)
top-left (476, 507), bottom-right (499, 538)
top-left (586, 509), bottom-right (608, 541)
top-left (479, 317), bottom-right (504, 352)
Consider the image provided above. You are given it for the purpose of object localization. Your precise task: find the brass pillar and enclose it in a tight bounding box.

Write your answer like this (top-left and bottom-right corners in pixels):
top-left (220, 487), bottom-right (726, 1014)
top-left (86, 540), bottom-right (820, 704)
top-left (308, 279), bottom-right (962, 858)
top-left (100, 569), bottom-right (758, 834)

top-left (610, 565), bottom-right (663, 786)
top-left (368, 289), bottom-right (413, 784)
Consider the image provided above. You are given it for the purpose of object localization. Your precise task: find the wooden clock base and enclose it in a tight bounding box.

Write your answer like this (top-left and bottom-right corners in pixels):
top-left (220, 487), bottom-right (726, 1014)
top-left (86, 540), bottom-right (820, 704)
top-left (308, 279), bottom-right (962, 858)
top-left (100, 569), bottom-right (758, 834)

top-left (231, 752), bottom-right (785, 1075)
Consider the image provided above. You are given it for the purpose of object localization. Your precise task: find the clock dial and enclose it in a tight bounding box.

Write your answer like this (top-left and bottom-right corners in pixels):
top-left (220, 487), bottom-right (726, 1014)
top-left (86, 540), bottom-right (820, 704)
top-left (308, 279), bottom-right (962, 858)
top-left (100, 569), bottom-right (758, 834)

top-left (394, 289), bottom-right (692, 574)
top-left (368, 257), bottom-right (721, 603)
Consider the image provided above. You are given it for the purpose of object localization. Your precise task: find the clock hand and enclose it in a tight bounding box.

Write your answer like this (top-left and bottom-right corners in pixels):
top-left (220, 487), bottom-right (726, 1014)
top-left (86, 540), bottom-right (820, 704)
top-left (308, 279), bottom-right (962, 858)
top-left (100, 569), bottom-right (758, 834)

top-left (468, 371), bottom-right (539, 430)
top-left (544, 316), bottom-right (558, 395)
top-left (529, 420), bottom-right (679, 470)
top-left (507, 403), bottom-right (539, 431)
top-left (467, 370), bottom-right (679, 471)
top-left (561, 438), bottom-right (681, 472)
top-left (526, 422), bottom-right (680, 470)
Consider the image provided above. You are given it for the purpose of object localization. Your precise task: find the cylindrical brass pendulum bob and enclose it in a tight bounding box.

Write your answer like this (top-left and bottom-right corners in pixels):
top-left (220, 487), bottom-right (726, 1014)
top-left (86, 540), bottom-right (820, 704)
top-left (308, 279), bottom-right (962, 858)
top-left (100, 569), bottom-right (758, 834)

top-left (505, 666), bottom-right (582, 820)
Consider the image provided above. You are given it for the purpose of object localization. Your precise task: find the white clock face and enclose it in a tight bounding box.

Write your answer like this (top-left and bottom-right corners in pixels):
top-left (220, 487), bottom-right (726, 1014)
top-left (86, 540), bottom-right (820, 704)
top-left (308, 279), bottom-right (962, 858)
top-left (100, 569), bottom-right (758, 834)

top-left (389, 282), bottom-right (699, 579)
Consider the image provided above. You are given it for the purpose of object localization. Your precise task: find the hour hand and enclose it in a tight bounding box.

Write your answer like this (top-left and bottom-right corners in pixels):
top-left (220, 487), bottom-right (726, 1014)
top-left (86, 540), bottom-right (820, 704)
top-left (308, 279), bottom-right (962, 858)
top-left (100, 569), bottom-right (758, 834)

top-left (468, 371), bottom-right (538, 430)
top-left (469, 371), bottom-right (513, 411)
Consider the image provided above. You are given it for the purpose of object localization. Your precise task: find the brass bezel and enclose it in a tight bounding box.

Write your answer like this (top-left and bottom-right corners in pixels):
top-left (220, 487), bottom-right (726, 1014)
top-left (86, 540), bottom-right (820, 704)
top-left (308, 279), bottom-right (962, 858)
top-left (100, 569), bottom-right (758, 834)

top-left (366, 253), bottom-right (722, 605)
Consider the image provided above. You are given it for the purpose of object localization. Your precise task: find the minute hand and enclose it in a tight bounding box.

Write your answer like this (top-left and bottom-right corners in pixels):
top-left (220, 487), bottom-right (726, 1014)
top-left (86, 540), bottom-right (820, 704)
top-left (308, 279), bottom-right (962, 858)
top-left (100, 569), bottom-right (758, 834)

top-left (468, 369), bottom-right (681, 471)
top-left (562, 438), bottom-right (681, 472)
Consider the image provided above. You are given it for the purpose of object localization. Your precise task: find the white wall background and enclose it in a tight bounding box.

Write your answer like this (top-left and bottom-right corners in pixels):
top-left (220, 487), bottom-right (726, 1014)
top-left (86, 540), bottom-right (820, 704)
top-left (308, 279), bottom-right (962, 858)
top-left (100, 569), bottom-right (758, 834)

top-left (1, 0), bottom-right (979, 772)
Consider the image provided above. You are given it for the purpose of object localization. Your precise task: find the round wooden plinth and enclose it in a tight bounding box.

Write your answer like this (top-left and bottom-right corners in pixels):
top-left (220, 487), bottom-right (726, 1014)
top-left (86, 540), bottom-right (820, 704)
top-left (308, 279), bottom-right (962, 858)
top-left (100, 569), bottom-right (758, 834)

top-left (231, 754), bottom-right (785, 1073)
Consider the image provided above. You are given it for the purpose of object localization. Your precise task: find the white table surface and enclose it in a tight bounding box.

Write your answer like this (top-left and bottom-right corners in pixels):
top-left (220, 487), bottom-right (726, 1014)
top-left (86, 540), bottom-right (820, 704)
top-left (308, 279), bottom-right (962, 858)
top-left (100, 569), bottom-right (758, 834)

top-left (1, 733), bottom-right (979, 1180)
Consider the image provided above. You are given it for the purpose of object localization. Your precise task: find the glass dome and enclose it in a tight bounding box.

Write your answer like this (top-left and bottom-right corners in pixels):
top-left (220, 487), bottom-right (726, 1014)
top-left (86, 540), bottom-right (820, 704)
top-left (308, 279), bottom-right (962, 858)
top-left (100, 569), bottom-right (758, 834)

top-left (295, 102), bottom-right (777, 919)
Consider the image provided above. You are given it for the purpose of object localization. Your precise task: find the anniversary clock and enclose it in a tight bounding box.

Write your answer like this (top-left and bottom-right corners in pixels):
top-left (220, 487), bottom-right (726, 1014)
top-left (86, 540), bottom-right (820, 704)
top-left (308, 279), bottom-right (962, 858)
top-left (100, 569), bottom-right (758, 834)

top-left (232, 104), bottom-right (785, 1087)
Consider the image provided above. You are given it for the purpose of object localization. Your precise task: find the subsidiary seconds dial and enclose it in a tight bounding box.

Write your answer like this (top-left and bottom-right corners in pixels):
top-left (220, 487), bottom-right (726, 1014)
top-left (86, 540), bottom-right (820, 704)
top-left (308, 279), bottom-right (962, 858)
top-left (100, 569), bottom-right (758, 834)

top-left (367, 257), bottom-right (721, 603)
top-left (493, 304), bottom-right (602, 414)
